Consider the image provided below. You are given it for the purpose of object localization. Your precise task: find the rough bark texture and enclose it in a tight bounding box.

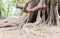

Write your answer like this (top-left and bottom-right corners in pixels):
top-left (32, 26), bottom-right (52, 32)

top-left (27, 0), bottom-right (59, 25)
top-left (27, 0), bottom-right (40, 23)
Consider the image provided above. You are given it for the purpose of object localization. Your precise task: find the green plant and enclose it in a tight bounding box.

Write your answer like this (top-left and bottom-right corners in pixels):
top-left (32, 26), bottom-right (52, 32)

top-left (17, 0), bottom-right (26, 4)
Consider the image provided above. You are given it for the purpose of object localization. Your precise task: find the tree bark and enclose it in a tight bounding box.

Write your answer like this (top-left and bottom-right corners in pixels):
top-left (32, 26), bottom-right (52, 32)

top-left (28, 0), bottom-right (40, 23)
top-left (16, 0), bottom-right (59, 26)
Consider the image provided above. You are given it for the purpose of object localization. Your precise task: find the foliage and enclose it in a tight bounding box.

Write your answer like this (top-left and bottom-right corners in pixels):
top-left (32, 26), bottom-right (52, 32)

top-left (17, 0), bottom-right (26, 4)
top-left (0, 0), bottom-right (26, 19)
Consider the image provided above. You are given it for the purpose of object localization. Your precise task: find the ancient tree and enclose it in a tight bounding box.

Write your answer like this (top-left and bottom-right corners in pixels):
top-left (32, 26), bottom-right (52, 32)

top-left (16, 0), bottom-right (60, 26)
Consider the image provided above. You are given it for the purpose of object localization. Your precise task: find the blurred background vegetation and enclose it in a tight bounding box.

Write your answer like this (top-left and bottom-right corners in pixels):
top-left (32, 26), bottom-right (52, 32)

top-left (0, 0), bottom-right (26, 19)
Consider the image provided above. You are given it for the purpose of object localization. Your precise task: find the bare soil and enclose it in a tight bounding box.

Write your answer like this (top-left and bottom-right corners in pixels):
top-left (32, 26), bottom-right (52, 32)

top-left (0, 17), bottom-right (60, 38)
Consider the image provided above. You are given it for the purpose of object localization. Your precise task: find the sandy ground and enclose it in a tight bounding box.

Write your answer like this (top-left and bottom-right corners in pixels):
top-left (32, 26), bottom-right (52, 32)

top-left (0, 24), bottom-right (60, 38)
top-left (0, 16), bottom-right (60, 38)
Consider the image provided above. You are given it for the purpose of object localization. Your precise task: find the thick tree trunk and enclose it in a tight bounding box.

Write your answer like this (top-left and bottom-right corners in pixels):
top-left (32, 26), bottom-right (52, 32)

top-left (47, 0), bottom-right (59, 25)
top-left (28, 0), bottom-right (59, 25)
top-left (16, 0), bottom-right (59, 26)
top-left (28, 0), bottom-right (40, 23)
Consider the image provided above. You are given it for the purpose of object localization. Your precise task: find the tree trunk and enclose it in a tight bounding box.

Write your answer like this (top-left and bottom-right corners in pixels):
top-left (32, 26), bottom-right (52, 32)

top-left (28, 0), bottom-right (40, 23)
top-left (16, 0), bottom-right (59, 26)
top-left (27, 0), bottom-right (59, 25)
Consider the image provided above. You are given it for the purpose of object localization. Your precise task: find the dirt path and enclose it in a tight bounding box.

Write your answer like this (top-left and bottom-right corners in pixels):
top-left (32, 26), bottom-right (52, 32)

top-left (0, 16), bottom-right (60, 38)
top-left (0, 24), bottom-right (60, 38)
